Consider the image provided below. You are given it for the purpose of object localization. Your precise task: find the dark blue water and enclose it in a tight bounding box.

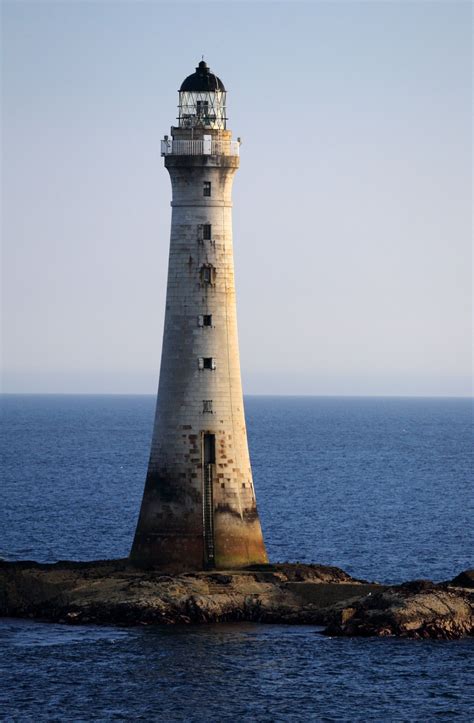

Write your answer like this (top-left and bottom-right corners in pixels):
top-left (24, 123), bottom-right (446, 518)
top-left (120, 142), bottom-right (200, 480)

top-left (1, 395), bottom-right (473, 720)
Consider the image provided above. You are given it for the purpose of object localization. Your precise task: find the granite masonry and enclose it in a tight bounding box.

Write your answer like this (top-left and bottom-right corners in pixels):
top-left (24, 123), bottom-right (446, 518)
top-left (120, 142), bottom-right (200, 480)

top-left (130, 61), bottom-right (267, 571)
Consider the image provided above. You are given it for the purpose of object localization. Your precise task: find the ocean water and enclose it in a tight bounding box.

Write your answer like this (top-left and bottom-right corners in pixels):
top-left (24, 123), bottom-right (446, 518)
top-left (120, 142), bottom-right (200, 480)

top-left (1, 394), bottom-right (473, 720)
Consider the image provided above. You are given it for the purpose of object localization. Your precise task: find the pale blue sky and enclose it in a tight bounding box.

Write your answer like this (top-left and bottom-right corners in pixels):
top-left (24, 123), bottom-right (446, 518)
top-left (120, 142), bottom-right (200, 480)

top-left (1, 1), bottom-right (472, 395)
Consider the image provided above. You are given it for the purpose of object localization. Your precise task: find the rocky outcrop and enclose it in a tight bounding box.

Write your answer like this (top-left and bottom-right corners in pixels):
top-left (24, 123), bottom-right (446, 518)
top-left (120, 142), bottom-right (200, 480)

top-left (0, 559), bottom-right (379, 626)
top-left (323, 577), bottom-right (474, 640)
top-left (1, 560), bottom-right (472, 639)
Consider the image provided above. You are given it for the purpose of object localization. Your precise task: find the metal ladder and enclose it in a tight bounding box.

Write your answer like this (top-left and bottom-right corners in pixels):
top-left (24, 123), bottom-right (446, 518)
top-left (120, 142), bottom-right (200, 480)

top-left (203, 463), bottom-right (215, 568)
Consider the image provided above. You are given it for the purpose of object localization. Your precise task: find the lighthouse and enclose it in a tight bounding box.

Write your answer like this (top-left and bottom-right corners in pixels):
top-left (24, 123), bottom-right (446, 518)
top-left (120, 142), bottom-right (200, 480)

top-left (130, 60), bottom-right (268, 571)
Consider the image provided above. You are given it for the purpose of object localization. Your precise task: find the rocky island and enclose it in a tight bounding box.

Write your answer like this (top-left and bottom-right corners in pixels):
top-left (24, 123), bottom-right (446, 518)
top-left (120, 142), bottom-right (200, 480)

top-left (3, 63), bottom-right (466, 644)
top-left (1, 560), bottom-right (472, 639)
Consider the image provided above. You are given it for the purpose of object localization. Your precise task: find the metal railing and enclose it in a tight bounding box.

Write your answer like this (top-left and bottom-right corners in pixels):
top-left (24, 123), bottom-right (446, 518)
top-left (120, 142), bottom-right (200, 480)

top-left (161, 139), bottom-right (240, 157)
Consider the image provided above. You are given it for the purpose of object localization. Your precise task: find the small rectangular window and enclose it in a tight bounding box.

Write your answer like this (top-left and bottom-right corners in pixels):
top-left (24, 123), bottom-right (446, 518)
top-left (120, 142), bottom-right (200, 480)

top-left (203, 182), bottom-right (211, 197)
top-left (201, 265), bottom-right (214, 285)
top-left (203, 400), bottom-right (213, 414)
top-left (203, 314), bottom-right (212, 327)
top-left (203, 224), bottom-right (211, 240)
top-left (199, 357), bottom-right (215, 370)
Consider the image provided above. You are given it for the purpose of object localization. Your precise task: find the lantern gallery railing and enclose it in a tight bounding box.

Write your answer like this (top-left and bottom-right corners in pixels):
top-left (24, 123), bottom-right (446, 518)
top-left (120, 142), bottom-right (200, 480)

top-left (161, 138), bottom-right (240, 157)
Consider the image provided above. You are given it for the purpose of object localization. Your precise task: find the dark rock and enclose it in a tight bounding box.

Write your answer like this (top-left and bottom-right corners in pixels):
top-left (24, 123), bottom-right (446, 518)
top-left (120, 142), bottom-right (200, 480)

top-left (449, 569), bottom-right (474, 589)
top-left (323, 583), bottom-right (473, 640)
top-left (399, 579), bottom-right (435, 592)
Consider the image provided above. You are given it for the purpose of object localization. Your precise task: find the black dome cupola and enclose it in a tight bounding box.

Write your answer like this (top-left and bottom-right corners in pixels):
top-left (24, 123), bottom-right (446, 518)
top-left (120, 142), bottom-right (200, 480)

top-left (179, 60), bottom-right (226, 93)
top-left (178, 60), bottom-right (227, 130)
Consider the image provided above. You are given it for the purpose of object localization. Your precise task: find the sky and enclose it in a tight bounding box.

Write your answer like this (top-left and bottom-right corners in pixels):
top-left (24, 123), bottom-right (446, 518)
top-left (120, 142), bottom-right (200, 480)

top-left (1, 0), bottom-right (472, 396)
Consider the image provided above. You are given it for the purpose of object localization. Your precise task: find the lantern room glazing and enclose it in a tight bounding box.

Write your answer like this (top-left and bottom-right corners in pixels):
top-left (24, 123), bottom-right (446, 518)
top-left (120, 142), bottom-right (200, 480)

top-left (178, 60), bottom-right (227, 130)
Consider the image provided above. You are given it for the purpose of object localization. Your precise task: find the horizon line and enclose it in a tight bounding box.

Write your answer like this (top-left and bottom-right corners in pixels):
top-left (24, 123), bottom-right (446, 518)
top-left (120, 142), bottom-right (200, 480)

top-left (1, 391), bottom-right (472, 400)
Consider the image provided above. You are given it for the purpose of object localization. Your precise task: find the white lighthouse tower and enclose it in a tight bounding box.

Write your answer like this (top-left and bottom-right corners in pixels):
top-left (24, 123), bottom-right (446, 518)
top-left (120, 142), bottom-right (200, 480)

top-left (131, 60), bottom-right (268, 571)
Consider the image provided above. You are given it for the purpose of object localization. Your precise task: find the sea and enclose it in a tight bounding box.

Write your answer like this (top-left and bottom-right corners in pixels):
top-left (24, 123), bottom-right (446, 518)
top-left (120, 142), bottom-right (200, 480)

top-left (0, 394), bottom-right (472, 721)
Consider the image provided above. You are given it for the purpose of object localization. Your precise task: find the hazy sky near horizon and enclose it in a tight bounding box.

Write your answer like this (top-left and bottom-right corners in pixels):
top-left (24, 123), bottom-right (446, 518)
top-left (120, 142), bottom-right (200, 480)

top-left (2, 1), bottom-right (472, 396)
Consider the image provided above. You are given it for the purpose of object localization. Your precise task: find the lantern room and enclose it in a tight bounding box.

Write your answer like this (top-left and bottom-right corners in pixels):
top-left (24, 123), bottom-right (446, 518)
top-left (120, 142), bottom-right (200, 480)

top-left (178, 60), bottom-right (227, 130)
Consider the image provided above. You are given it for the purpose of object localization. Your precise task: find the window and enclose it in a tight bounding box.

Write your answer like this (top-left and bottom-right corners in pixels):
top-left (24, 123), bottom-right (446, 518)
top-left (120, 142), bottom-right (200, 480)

top-left (203, 400), bottom-right (213, 414)
top-left (200, 265), bottom-right (215, 285)
top-left (198, 357), bottom-right (216, 370)
top-left (198, 314), bottom-right (212, 327)
top-left (203, 182), bottom-right (211, 197)
top-left (198, 223), bottom-right (212, 242)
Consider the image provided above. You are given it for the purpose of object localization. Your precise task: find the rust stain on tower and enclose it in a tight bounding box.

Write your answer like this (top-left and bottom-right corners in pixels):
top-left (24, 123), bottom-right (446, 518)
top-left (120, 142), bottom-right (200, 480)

top-left (130, 60), bottom-right (268, 571)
